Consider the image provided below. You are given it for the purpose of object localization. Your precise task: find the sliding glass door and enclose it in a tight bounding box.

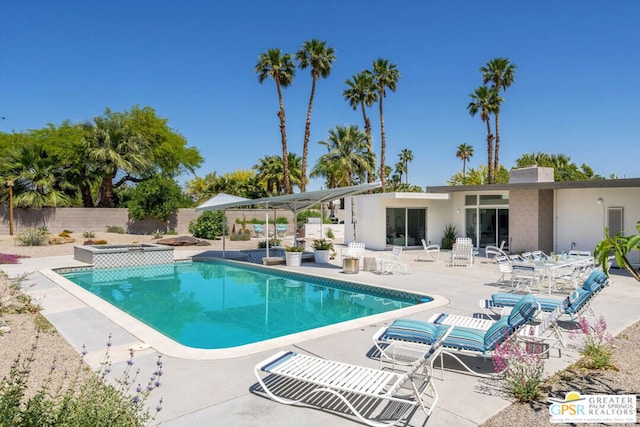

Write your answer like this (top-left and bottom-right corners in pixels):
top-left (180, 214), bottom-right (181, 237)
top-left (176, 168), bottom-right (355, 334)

top-left (386, 208), bottom-right (426, 247)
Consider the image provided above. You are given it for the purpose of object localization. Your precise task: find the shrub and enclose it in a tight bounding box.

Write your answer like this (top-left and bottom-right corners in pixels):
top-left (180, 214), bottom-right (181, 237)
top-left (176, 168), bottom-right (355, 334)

top-left (15, 228), bottom-right (49, 246)
top-left (313, 239), bottom-right (333, 250)
top-left (571, 316), bottom-right (615, 369)
top-left (189, 211), bottom-right (225, 240)
top-left (106, 225), bottom-right (125, 234)
top-left (229, 231), bottom-right (251, 241)
top-left (0, 253), bottom-right (27, 265)
top-left (58, 231), bottom-right (71, 238)
top-left (152, 229), bottom-right (165, 239)
top-left (258, 239), bottom-right (281, 248)
top-left (326, 229), bottom-right (335, 239)
top-left (165, 228), bottom-right (178, 235)
top-left (493, 340), bottom-right (545, 402)
top-left (82, 231), bottom-right (95, 239)
top-left (0, 334), bottom-right (163, 426)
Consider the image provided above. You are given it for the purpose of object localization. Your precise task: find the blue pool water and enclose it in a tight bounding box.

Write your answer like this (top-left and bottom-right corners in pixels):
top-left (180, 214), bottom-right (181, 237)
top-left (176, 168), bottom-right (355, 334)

top-left (60, 260), bottom-right (431, 349)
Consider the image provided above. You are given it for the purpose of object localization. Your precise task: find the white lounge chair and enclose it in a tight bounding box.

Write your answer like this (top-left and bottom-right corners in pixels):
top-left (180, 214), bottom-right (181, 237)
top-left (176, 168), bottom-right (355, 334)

top-left (377, 246), bottom-right (411, 274)
top-left (417, 239), bottom-right (440, 262)
top-left (254, 326), bottom-right (453, 427)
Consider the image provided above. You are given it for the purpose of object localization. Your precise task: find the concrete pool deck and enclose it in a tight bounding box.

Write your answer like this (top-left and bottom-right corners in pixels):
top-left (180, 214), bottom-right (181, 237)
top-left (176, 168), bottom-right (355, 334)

top-left (3, 247), bottom-right (639, 426)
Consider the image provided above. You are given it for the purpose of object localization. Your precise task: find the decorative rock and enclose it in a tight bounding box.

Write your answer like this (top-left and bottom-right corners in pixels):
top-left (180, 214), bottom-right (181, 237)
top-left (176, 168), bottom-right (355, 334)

top-left (156, 236), bottom-right (202, 246)
top-left (49, 236), bottom-right (75, 245)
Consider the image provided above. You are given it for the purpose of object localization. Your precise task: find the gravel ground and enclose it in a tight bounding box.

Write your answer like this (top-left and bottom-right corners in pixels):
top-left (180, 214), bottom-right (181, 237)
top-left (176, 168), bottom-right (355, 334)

top-left (1, 233), bottom-right (638, 425)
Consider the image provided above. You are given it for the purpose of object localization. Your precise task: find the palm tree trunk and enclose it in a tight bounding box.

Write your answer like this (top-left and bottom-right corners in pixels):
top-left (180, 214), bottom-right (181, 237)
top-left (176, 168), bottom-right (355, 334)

top-left (300, 76), bottom-right (317, 193)
top-left (276, 81), bottom-right (292, 194)
top-left (360, 103), bottom-right (373, 185)
top-left (494, 113), bottom-right (500, 179)
top-left (97, 175), bottom-right (114, 207)
top-left (378, 95), bottom-right (386, 192)
top-left (463, 159), bottom-right (467, 183)
top-left (81, 181), bottom-right (94, 207)
top-left (485, 119), bottom-right (494, 184)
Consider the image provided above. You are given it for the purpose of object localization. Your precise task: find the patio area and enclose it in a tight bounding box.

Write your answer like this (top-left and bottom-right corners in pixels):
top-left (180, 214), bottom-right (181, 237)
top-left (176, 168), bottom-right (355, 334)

top-left (3, 244), bottom-right (639, 427)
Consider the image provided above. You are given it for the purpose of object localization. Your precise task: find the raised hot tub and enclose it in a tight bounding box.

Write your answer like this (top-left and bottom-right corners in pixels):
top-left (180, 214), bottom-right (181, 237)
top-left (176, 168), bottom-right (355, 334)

top-left (74, 243), bottom-right (174, 268)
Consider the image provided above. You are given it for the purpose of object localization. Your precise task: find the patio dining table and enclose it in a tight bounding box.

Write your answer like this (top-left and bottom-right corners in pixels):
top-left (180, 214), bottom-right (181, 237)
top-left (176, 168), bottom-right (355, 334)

top-left (512, 255), bottom-right (592, 294)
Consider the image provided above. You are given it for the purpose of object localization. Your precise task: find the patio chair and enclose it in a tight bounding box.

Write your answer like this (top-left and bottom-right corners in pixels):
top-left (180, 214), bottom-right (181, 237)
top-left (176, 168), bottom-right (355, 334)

top-left (450, 242), bottom-right (473, 267)
top-left (254, 326), bottom-right (453, 427)
top-left (373, 294), bottom-right (539, 377)
top-left (253, 224), bottom-right (265, 238)
top-left (417, 239), bottom-right (440, 262)
top-left (484, 245), bottom-right (506, 263)
top-left (377, 246), bottom-right (411, 274)
top-left (276, 224), bottom-right (287, 237)
top-left (495, 255), bottom-right (513, 284)
top-left (510, 264), bottom-right (543, 293)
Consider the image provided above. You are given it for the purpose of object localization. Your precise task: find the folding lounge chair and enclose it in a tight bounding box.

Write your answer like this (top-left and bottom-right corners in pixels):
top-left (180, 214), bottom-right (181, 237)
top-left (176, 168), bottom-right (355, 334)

top-left (254, 326), bottom-right (453, 427)
top-left (377, 246), bottom-right (411, 274)
top-left (373, 294), bottom-right (539, 377)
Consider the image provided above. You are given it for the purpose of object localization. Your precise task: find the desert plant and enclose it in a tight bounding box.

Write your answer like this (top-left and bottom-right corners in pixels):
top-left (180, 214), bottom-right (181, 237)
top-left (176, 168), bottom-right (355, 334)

top-left (151, 229), bottom-right (165, 239)
top-left (105, 225), bottom-right (125, 234)
top-left (15, 227), bottom-right (49, 246)
top-left (0, 254), bottom-right (26, 265)
top-left (229, 231), bottom-right (251, 241)
top-left (571, 316), bottom-right (614, 369)
top-left (58, 230), bottom-right (71, 238)
top-left (285, 245), bottom-right (304, 252)
top-left (0, 334), bottom-right (164, 426)
top-left (326, 228), bottom-right (335, 239)
top-left (82, 231), bottom-right (96, 239)
top-left (441, 224), bottom-right (457, 250)
top-left (313, 239), bottom-right (333, 250)
top-left (493, 339), bottom-right (545, 402)
top-left (165, 228), bottom-right (178, 235)
top-left (594, 221), bottom-right (640, 282)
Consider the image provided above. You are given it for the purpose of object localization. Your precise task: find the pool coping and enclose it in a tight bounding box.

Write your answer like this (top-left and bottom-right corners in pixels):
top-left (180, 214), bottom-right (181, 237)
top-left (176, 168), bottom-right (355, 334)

top-left (40, 259), bottom-right (448, 361)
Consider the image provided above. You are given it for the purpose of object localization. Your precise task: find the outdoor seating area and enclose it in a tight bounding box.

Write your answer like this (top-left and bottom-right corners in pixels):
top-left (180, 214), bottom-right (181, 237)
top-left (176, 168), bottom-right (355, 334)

top-left (4, 238), bottom-right (638, 427)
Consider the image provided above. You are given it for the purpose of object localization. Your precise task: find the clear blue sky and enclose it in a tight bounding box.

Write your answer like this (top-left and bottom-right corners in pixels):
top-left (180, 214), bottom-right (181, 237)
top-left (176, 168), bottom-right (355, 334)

top-left (1, 1), bottom-right (639, 189)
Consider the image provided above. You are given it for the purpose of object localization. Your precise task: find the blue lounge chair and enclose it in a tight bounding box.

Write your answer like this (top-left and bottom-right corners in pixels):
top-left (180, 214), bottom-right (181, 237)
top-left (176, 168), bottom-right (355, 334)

top-left (254, 325), bottom-right (453, 427)
top-left (373, 294), bottom-right (539, 377)
top-left (480, 269), bottom-right (609, 320)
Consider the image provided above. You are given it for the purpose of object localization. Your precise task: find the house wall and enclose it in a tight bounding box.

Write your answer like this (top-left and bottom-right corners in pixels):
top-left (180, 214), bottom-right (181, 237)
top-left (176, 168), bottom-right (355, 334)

top-left (345, 193), bottom-right (451, 251)
top-left (555, 187), bottom-right (640, 266)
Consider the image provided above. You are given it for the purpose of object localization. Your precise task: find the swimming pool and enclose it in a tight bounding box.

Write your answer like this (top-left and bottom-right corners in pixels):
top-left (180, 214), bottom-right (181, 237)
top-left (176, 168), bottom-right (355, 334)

top-left (59, 260), bottom-right (432, 350)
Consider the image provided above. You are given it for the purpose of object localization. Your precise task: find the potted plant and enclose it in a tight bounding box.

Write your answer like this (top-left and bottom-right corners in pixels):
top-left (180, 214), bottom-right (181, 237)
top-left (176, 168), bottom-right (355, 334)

top-left (441, 224), bottom-right (457, 250)
top-left (313, 238), bottom-right (333, 264)
top-left (284, 245), bottom-right (304, 267)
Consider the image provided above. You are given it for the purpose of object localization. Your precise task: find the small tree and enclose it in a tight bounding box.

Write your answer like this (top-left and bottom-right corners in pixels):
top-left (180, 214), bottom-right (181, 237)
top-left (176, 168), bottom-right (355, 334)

top-left (189, 211), bottom-right (225, 240)
top-left (127, 177), bottom-right (183, 223)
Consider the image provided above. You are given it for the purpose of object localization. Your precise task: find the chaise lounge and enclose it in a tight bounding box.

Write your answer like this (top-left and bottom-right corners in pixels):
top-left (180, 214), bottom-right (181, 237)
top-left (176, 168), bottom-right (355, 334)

top-left (254, 325), bottom-right (453, 427)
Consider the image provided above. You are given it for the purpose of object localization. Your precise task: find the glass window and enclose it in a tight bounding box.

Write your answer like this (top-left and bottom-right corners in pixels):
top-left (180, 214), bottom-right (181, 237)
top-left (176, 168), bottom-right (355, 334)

top-left (479, 194), bottom-right (509, 205)
top-left (465, 195), bottom-right (477, 205)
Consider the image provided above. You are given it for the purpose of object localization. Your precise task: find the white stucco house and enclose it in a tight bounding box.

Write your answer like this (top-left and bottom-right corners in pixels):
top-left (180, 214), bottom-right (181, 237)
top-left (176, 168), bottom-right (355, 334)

top-left (344, 167), bottom-right (640, 267)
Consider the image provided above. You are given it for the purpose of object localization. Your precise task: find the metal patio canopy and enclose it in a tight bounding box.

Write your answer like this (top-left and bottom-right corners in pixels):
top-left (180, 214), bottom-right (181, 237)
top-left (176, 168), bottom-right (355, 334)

top-left (195, 182), bottom-right (381, 257)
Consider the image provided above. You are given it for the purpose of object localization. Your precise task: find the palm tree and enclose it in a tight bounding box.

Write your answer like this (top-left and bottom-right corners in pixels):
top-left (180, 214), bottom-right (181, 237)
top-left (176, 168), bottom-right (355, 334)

top-left (481, 58), bottom-right (517, 176)
top-left (84, 116), bottom-right (152, 207)
top-left (467, 86), bottom-right (502, 184)
top-left (255, 48), bottom-right (296, 194)
top-left (254, 153), bottom-right (303, 195)
top-left (368, 59), bottom-right (400, 192)
top-left (1, 143), bottom-right (71, 208)
top-left (311, 125), bottom-right (374, 188)
top-left (295, 39), bottom-right (336, 192)
top-left (399, 148), bottom-right (413, 184)
top-left (343, 72), bottom-right (378, 183)
top-left (455, 143), bottom-right (474, 184)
